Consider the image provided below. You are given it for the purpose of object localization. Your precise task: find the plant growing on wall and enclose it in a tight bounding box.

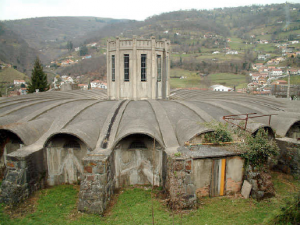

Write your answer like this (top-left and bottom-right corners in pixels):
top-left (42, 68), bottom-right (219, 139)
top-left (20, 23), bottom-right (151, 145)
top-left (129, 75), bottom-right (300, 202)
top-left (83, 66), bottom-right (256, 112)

top-left (240, 128), bottom-right (279, 168)
top-left (203, 122), bottom-right (233, 144)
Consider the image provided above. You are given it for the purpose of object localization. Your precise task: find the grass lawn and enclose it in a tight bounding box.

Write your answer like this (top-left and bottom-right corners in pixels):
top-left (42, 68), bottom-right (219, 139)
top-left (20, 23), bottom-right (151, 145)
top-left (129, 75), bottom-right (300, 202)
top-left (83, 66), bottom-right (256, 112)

top-left (0, 172), bottom-right (299, 225)
top-left (282, 75), bottom-right (300, 85)
top-left (0, 68), bottom-right (29, 83)
top-left (254, 44), bottom-right (277, 52)
top-left (170, 70), bottom-right (249, 89)
top-left (170, 69), bottom-right (204, 89)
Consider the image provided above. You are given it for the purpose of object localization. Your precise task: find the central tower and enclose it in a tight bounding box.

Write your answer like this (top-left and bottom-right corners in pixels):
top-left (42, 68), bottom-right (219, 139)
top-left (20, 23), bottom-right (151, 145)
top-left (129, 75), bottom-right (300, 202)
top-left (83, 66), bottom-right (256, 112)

top-left (106, 36), bottom-right (170, 100)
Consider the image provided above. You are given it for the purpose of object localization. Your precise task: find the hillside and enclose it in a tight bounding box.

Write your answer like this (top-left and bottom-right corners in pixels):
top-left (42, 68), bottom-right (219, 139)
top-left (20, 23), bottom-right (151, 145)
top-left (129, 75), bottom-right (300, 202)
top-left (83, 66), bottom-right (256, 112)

top-left (3, 17), bottom-right (129, 61)
top-left (0, 68), bottom-right (29, 83)
top-left (1, 3), bottom-right (300, 86)
top-left (0, 22), bottom-right (41, 76)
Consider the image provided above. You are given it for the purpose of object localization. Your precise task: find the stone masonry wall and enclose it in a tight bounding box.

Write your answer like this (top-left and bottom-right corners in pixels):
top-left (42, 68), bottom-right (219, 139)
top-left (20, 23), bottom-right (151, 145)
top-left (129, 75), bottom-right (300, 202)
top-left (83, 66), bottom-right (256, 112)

top-left (0, 149), bottom-right (46, 205)
top-left (164, 154), bottom-right (196, 209)
top-left (275, 138), bottom-right (300, 177)
top-left (78, 150), bottom-right (115, 214)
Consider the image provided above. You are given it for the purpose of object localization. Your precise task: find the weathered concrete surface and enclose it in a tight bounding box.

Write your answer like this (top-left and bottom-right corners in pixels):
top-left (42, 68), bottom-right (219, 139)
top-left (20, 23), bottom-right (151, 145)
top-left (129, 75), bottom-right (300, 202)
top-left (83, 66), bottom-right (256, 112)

top-left (193, 159), bottom-right (212, 197)
top-left (46, 135), bottom-right (87, 186)
top-left (0, 84), bottom-right (299, 212)
top-left (226, 156), bottom-right (244, 194)
top-left (165, 146), bottom-right (243, 209)
top-left (107, 37), bottom-right (170, 100)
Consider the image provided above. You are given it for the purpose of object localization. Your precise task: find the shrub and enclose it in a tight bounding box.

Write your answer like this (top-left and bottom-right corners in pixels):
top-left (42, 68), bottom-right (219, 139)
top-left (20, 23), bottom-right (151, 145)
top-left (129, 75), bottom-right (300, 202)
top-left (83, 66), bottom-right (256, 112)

top-left (241, 128), bottom-right (279, 168)
top-left (204, 122), bottom-right (233, 144)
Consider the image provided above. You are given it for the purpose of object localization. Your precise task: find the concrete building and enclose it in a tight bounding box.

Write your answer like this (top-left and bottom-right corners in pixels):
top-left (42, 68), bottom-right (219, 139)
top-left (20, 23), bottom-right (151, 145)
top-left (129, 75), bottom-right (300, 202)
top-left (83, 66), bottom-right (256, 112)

top-left (107, 36), bottom-right (170, 100)
top-left (0, 36), bottom-right (300, 215)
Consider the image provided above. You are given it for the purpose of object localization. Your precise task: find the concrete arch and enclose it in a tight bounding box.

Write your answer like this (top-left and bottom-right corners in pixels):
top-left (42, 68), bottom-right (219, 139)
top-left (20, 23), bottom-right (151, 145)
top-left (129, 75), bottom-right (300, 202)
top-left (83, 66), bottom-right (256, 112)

top-left (44, 132), bottom-right (89, 149)
top-left (44, 132), bottom-right (88, 186)
top-left (286, 120), bottom-right (300, 139)
top-left (0, 129), bottom-right (24, 145)
top-left (252, 125), bottom-right (276, 139)
top-left (0, 129), bottom-right (24, 177)
top-left (113, 133), bottom-right (164, 188)
top-left (112, 132), bottom-right (164, 150)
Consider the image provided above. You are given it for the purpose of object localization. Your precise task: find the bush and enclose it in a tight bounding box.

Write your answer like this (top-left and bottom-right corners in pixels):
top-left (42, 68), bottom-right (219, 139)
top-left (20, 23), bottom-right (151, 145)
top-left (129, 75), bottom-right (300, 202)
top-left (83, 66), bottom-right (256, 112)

top-left (204, 122), bottom-right (233, 144)
top-left (266, 192), bottom-right (300, 224)
top-left (241, 128), bottom-right (279, 168)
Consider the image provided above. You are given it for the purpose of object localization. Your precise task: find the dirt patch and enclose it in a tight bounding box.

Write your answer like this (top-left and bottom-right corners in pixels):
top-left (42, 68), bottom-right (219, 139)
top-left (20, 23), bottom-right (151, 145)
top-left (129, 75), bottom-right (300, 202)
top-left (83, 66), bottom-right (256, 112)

top-left (4, 192), bottom-right (40, 219)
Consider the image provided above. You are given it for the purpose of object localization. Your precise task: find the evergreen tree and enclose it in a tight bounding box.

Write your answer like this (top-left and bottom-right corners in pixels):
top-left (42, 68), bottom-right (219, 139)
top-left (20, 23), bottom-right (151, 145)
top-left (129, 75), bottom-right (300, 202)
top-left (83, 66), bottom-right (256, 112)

top-left (67, 41), bottom-right (73, 52)
top-left (27, 57), bottom-right (48, 93)
top-left (79, 45), bottom-right (88, 56)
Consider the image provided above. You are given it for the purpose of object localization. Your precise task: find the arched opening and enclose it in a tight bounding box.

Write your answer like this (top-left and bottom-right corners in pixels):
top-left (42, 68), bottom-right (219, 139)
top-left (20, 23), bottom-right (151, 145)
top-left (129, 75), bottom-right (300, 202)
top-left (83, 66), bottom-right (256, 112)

top-left (188, 131), bottom-right (215, 144)
top-left (45, 133), bottom-right (87, 186)
top-left (0, 130), bottom-right (24, 178)
top-left (114, 134), bottom-right (163, 188)
top-left (286, 121), bottom-right (300, 140)
top-left (253, 126), bottom-right (275, 140)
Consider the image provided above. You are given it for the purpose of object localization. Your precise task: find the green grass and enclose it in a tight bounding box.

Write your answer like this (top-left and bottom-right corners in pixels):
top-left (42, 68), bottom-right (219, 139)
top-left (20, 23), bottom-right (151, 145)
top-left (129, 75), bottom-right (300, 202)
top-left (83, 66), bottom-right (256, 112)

top-left (0, 172), bottom-right (299, 225)
top-left (170, 69), bottom-right (203, 89)
top-left (254, 43), bottom-right (277, 52)
top-left (282, 75), bottom-right (300, 85)
top-left (170, 70), bottom-right (249, 89)
top-left (208, 73), bottom-right (248, 88)
top-left (0, 68), bottom-right (29, 83)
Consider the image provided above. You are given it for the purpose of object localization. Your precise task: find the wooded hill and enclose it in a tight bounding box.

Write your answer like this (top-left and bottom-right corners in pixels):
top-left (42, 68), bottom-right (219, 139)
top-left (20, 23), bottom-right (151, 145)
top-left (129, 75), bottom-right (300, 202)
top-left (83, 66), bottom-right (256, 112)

top-left (0, 3), bottom-right (300, 79)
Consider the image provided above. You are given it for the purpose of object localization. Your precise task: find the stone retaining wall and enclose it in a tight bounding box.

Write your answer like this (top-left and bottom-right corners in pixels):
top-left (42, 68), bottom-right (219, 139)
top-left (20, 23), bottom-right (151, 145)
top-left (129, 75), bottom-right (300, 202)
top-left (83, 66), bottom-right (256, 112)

top-left (164, 154), bottom-right (196, 209)
top-left (0, 149), bottom-right (46, 205)
top-left (78, 149), bottom-right (115, 214)
top-left (275, 138), bottom-right (300, 176)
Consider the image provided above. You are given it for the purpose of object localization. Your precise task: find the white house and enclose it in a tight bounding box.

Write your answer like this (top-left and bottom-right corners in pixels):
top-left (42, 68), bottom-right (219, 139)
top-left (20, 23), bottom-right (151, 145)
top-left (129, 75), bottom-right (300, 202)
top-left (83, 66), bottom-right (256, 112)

top-left (91, 80), bottom-right (101, 89)
top-left (210, 85), bottom-right (233, 92)
top-left (14, 80), bottom-right (26, 85)
top-left (226, 51), bottom-right (238, 55)
top-left (269, 69), bottom-right (283, 77)
top-left (78, 84), bottom-right (88, 90)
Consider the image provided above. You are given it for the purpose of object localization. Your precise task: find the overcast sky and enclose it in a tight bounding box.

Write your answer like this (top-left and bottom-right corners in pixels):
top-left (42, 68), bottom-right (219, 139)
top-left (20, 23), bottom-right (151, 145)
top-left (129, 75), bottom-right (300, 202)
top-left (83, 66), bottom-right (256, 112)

top-left (0, 0), bottom-right (298, 21)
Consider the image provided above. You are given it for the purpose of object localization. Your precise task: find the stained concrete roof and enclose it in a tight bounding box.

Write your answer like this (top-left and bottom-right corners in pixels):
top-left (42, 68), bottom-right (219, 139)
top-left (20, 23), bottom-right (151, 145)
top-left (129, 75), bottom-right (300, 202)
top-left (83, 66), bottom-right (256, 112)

top-left (0, 89), bottom-right (299, 153)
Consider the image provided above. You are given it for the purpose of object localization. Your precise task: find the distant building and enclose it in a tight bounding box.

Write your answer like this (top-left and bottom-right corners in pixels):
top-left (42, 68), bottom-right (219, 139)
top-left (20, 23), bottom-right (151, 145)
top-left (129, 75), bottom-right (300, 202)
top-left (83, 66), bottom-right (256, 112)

top-left (14, 80), bottom-right (26, 85)
top-left (210, 85), bottom-right (233, 92)
top-left (78, 84), bottom-right (88, 90)
top-left (269, 69), bottom-right (283, 77)
top-left (272, 80), bottom-right (287, 85)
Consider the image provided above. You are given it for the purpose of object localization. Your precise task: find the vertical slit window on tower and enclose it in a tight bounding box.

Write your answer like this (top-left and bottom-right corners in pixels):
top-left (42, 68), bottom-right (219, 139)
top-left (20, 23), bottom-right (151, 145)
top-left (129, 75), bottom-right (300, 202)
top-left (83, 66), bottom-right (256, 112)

top-left (157, 55), bottom-right (161, 82)
top-left (112, 55), bottom-right (115, 82)
top-left (124, 54), bottom-right (129, 82)
top-left (141, 54), bottom-right (147, 81)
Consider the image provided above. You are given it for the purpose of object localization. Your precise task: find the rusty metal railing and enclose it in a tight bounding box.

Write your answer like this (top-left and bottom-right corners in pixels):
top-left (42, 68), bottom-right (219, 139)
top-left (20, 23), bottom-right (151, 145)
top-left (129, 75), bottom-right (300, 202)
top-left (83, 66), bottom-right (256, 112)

top-left (223, 113), bottom-right (277, 130)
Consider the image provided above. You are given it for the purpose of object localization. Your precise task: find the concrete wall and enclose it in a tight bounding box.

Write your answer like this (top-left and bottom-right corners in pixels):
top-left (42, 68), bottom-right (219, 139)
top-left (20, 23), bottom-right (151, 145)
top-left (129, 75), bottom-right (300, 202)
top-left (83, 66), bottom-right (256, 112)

top-left (45, 135), bottom-right (87, 186)
top-left (114, 135), bottom-right (163, 188)
top-left (225, 156), bottom-right (244, 194)
top-left (192, 159), bottom-right (212, 197)
top-left (165, 153), bottom-right (244, 209)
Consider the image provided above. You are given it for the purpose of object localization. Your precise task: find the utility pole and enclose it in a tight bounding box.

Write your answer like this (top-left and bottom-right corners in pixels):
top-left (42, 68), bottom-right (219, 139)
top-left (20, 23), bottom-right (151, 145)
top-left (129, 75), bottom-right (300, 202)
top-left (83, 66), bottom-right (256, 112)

top-left (287, 70), bottom-right (290, 100)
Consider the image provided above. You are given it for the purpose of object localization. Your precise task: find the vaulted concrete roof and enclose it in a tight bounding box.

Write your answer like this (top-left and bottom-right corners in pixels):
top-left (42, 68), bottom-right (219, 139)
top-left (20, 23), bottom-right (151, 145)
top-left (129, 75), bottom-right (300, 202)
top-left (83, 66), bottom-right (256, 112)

top-left (0, 89), bottom-right (299, 152)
